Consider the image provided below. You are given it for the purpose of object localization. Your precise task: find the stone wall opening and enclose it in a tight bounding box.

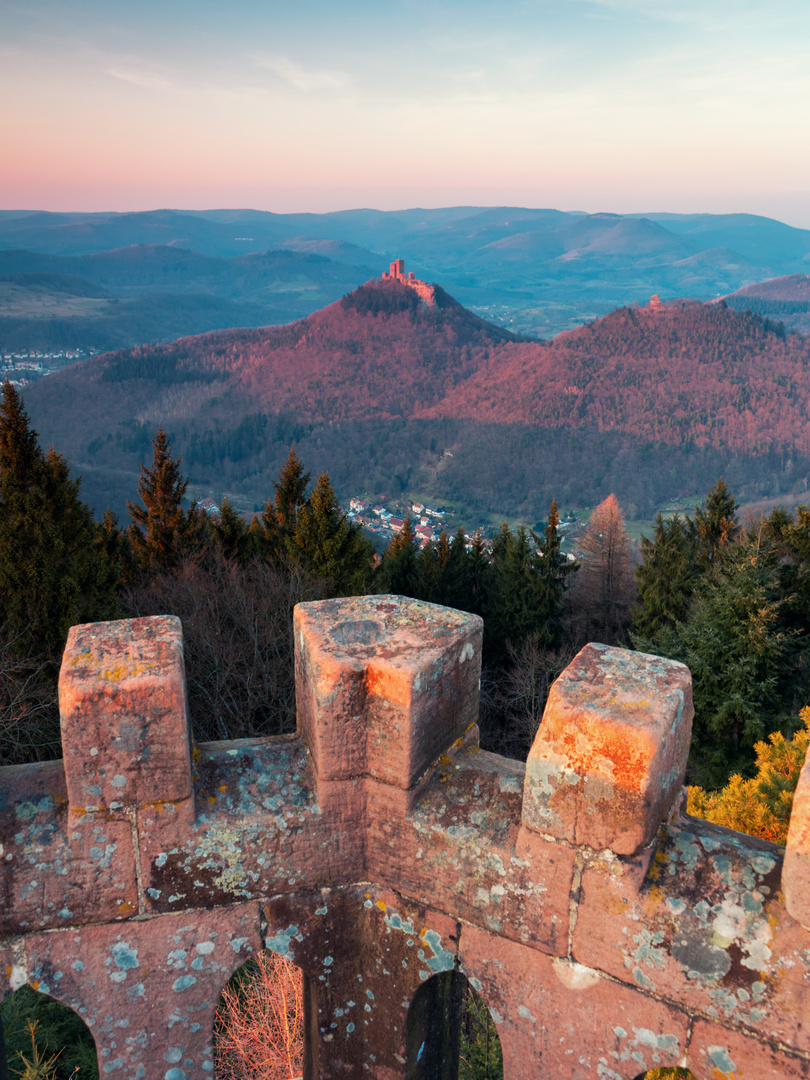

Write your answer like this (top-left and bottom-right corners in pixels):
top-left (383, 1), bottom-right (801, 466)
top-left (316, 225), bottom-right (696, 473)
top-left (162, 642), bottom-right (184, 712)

top-left (406, 971), bottom-right (503, 1080)
top-left (213, 948), bottom-right (305, 1080)
top-left (1, 983), bottom-right (99, 1080)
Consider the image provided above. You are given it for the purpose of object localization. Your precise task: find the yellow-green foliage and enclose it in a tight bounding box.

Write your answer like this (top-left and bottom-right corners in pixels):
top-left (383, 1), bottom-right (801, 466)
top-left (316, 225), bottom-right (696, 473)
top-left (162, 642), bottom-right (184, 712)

top-left (687, 707), bottom-right (810, 845)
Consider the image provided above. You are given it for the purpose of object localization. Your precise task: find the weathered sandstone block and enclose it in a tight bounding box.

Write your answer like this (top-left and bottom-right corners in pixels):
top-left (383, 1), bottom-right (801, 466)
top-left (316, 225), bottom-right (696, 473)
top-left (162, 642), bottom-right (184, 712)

top-left (783, 746), bottom-right (810, 928)
top-left (294, 596), bottom-right (482, 797)
top-left (0, 761), bottom-right (138, 933)
top-left (522, 643), bottom-right (692, 854)
top-left (59, 615), bottom-right (193, 818)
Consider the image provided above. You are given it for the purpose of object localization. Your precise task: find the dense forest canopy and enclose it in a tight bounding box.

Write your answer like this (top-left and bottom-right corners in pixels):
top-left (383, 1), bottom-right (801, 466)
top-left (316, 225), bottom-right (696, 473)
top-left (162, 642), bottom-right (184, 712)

top-left (20, 282), bottom-right (810, 522)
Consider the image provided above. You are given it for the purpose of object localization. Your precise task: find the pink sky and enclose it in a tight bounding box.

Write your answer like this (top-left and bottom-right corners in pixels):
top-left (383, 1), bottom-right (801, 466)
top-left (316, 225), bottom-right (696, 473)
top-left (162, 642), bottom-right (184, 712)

top-left (3, 0), bottom-right (810, 227)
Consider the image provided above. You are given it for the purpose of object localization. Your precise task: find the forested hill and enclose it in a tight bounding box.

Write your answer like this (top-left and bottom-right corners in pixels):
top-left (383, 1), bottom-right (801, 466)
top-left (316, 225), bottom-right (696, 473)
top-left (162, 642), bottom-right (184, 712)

top-left (423, 302), bottom-right (810, 452)
top-left (722, 274), bottom-right (810, 336)
top-left (28, 277), bottom-right (520, 427)
top-left (20, 284), bottom-right (810, 522)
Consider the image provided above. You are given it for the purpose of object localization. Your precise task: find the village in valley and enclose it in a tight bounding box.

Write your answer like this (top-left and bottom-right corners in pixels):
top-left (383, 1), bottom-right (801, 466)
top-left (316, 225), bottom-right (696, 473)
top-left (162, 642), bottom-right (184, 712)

top-left (347, 495), bottom-right (449, 547)
top-left (1, 348), bottom-right (99, 388)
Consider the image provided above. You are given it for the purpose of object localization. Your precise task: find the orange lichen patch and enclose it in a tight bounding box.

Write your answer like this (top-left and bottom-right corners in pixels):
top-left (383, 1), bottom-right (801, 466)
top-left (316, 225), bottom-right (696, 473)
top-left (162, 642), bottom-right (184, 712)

top-left (606, 696), bottom-right (651, 712)
top-left (558, 721), bottom-right (654, 793)
top-left (376, 900), bottom-right (387, 912)
top-left (648, 885), bottom-right (665, 906)
top-left (647, 844), bottom-right (670, 883)
top-left (117, 899), bottom-right (136, 915)
top-left (98, 661), bottom-right (151, 683)
top-left (68, 650), bottom-right (93, 667)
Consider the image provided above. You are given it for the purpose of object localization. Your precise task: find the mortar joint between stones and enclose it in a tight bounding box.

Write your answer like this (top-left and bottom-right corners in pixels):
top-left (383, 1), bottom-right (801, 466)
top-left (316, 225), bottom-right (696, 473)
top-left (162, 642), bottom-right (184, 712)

top-left (567, 850), bottom-right (586, 958)
top-left (127, 805), bottom-right (146, 916)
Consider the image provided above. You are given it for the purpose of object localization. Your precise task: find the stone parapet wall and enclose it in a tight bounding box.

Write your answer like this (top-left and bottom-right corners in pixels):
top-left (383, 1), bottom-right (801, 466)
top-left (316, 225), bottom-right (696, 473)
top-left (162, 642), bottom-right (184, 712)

top-left (2, 597), bottom-right (810, 1078)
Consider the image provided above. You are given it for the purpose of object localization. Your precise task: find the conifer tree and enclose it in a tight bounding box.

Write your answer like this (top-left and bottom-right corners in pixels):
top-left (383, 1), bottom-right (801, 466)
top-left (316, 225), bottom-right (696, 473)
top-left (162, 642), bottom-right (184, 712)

top-left (485, 524), bottom-right (538, 659)
top-left (691, 477), bottom-right (739, 572)
top-left (213, 498), bottom-right (253, 563)
top-left (763, 503), bottom-right (810, 634)
top-left (379, 516), bottom-right (423, 597)
top-left (440, 528), bottom-right (474, 612)
top-left (97, 508), bottom-right (137, 587)
top-left (420, 530), bottom-right (453, 604)
top-left (640, 531), bottom-right (801, 786)
top-left (533, 499), bottom-right (576, 648)
top-left (290, 472), bottom-right (371, 594)
top-left (128, 427), bottom-right (203, 571)
top-left (633, 513), bottom-right (698, 639)
top-left (466, 530), bottom-right (489, 616)
top-left (0, 381), bottom-right (119, 658)
top-left (262, 446), bottom-right (311, 557)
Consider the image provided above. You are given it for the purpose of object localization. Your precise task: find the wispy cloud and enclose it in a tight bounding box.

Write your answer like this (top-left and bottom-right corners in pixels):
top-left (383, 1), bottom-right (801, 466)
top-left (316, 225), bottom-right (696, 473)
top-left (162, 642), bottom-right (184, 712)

top-left (105, 64), bottom-right (179, 93)
top-left (251, 52), bottom-right (350, 92)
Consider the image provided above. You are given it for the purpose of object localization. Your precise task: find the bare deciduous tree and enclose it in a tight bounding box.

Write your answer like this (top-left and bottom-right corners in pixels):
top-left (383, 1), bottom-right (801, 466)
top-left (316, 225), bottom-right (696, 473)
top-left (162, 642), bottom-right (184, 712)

top-left (0, 626), bottom-right (59, 766)
top-left (481, 633), bottom-right (578, 760)
top-left (214, 951), bottom-right (303, 1080)
top-left (123, 553), bottom-right (327, 744)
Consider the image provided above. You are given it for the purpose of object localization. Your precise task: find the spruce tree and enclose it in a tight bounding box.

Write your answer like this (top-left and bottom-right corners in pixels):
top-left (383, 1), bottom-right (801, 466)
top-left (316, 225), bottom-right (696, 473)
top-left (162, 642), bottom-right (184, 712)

top-left (691, 478), bottom-right (739, 573)
top-left (290, 472), bottom-right (371, 594)
top-left (263, 446), bottom-right (311, 557)
top-left (485, 523), bottom-right (556, 661)
top-left (213, 498), bottom-right (253, 563)
top-left (0, 381), bottom-right (119, 659)
top-left (642, 531), bottom-right (801, 786)
top-left (379, 516), bottom-right (423, 597)
top-left (441, 528), bottom-right (474, 612)
top-left (633, 513), bottom-right (698, 640)
top-left (420, 530), bottom-right (453, 604)
top-left (533, 499), bottom-right (576, 648)
top-left (128, 427), bottom-right (203, 571)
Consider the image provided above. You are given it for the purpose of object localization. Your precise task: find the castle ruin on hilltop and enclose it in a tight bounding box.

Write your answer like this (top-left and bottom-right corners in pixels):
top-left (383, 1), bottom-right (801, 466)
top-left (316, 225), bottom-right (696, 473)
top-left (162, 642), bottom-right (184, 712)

top-left (381, 259), bottom-right (437, 307)
top-left (4, 598), bottom-right (810, 1078)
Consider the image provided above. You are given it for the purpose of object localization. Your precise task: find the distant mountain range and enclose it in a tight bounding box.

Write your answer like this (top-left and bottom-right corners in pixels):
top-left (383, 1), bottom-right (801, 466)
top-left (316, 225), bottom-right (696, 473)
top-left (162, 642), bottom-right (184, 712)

top-left (2, 206), bottom-right (810, 348)
top-left (0, 246), bottom-right (378, 352)
top-left (22, 277), bottom-right (810, 525)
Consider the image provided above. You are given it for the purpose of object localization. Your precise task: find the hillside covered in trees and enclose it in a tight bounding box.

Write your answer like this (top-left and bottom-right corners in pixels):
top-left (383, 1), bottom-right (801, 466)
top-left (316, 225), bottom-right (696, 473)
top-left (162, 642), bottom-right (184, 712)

top-left (21, 278), bottom-right (810, 521)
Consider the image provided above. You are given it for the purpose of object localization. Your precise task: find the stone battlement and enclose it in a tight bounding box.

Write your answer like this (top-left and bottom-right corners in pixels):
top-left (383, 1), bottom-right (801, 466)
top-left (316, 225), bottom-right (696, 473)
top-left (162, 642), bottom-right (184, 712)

top-left (3, 599), bottom-right (810, 1078)
top-left (381, 259), bottom-right (437, 307)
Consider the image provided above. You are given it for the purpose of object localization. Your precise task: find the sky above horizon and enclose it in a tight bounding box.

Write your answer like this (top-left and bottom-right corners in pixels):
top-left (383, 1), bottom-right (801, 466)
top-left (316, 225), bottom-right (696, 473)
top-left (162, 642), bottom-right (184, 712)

top-left (2, 0), bottom-right (810, 228)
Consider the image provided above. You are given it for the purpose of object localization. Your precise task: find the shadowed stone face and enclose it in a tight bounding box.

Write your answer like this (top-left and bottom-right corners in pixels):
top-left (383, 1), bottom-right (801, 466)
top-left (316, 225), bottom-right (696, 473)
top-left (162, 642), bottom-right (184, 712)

top-left (294, 595), bottom-right (482, 792)
top-left (522, 643), bottom-right (693, 854)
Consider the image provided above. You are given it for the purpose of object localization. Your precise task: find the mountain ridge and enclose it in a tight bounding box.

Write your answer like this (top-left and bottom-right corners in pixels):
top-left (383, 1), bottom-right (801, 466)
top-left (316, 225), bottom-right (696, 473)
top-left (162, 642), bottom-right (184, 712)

top-left (3, 206), bottom-right (809, 341)
top-left (20, 280), bottom-right (810, 523)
